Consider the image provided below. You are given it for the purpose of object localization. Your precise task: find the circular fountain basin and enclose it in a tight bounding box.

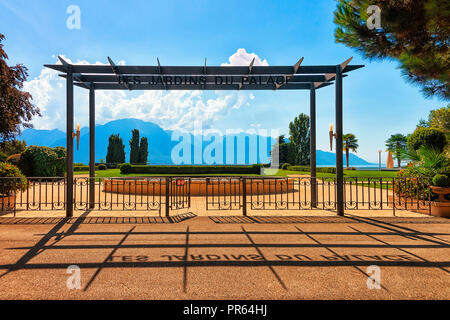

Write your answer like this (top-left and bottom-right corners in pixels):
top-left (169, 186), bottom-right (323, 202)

top-left (102, 177), bottom-right (295, 196)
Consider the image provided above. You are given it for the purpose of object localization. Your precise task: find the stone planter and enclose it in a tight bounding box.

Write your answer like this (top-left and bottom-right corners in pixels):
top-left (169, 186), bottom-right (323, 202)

top-left (0, 194), bottom-right (15, 211)
top-left (103, 178), bottom-right (295, 196)
top-left (430, 186), bottom-right (450, 201)
top-left (430, 186), bottom-right (450, 218)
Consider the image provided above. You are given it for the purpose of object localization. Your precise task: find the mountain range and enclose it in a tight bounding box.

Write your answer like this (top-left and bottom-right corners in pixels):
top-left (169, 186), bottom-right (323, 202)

top-left (18, 118), bottom-right (374, 166)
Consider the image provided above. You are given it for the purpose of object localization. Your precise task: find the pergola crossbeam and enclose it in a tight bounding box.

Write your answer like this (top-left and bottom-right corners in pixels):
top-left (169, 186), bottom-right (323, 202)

top-left (239, 57), bottom-right (256, 90)
top-left (202, 58), bottom-right (207, 89)
top-left (276, 57), bottom-right (304, 90)
top-left (44, 64), bottom-right (364, 75)
top-left (57, 56), bottom-right (72, 73)
top-left (108, 56), bottom-right (130, 90)
top-left (60, 74), bottom-right (91, 89)
top-left (75, 82), bottom-right (334, 90)
top-left (157, 57), bottom-right (168, 90)
top-left (63, 74), bottom-right (344, 84)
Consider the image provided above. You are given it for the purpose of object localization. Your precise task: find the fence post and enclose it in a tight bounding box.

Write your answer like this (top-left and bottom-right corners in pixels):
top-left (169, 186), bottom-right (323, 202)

top-left (206, 178), bottom-right (209, 210)
top-left (392, 177), bottom-right (396, 216)
top-left (165, 177), bottom-right (170, 217)
top-left (242, 177), bottom-right (247, 216)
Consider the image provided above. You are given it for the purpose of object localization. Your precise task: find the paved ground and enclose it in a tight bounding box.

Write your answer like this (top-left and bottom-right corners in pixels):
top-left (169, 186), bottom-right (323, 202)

top-left (0, 213), bottom-right (448, 300)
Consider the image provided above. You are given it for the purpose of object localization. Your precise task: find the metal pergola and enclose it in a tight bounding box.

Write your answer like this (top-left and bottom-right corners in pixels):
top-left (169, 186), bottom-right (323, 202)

top-left (45, 56), bottom-right (364, 217)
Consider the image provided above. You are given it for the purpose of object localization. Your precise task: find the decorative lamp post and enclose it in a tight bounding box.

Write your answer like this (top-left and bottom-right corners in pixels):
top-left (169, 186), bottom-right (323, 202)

top-left (73, 123), bottom-right (81, 151)
top-left (378, 150), bottom-right (382, 171)
top-left (329, 123), bottom-right (337, 151)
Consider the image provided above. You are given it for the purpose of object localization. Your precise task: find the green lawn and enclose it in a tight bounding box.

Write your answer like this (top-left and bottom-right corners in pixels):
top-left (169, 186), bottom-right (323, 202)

top-left (75, 169), bottom-right (262, 177)
top-left (273, 169), bottom-right (397, 178)
top-left (74, 168), bottom-right (399, 180)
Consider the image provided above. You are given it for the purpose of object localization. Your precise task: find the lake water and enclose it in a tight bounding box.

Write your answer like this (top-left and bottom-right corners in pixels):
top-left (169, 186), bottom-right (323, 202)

top-left (317, 164), bottom-right (400, 171)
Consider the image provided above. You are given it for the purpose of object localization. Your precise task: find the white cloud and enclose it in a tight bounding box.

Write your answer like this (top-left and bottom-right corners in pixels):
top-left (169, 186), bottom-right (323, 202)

top-left (221, 48), bottom-right (269, 66)
top-left (24, 50), bottom-right (267, 132)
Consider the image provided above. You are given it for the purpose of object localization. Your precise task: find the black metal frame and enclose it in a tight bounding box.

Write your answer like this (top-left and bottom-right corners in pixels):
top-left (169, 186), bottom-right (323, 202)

top-left (44, 56), bottom-right (364, 217)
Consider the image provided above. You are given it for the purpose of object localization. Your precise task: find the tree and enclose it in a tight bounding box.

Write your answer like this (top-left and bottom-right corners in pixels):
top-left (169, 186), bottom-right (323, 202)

top-left (0, 140), bottom-right (26, 156)
top-left (289, 113), bottom-right (310, 165)
top-left (417, 105), bottom-right (450, 143)
top-left (106, 134), bottom-right (125, 164)
top-left (271, 135), bottom-right (289, 166)
top-left (138, 137), bottom-right (149, 164)
top-left (334, 1), bottom-right (449, 100)
top-left (343, 133), bottom-right (359, 168)
top-left (418, 105), bottom-right (450, 129)
top-left (385, 134), bottom-right (407, 168)
top-left (407, 127), bottom-right (447, 153)
top-left (286, 142), bottom-right (297, 166)
top-left (429, 105), bottom-right (450, 135)
top-left (417, 118), bottom-right (431, 129)
top-left (129, 129), bottom-right (140, 164)
top-left (0, 34), bottom-right (40, 141)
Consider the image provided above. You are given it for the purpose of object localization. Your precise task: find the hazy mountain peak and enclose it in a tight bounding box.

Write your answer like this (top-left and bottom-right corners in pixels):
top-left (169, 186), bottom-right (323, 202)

top-left (18, 119), bottom-right (373, 166)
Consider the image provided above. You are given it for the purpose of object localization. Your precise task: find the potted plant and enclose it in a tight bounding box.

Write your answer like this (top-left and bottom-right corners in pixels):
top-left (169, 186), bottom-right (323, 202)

top-left (430, 174), bottom-right (450, 218)
top-left (0, 162), bottom-right (27, 211)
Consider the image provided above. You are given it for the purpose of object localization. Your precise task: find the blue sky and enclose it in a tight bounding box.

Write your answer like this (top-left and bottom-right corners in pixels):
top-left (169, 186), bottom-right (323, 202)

top-left (0, 0), bottom-right (445, 162)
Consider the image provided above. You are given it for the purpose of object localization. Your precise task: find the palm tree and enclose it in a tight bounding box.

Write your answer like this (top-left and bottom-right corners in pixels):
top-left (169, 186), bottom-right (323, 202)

top-left (417, 146), bottom-right (449, 172)
top-left (343, 133), bottom-right (359, 168)
top-left (385, 134), bottom-right (407, 168)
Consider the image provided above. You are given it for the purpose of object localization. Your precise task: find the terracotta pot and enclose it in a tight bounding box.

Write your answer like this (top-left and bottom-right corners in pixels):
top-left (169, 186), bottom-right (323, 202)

top-left (429, 186), bottom-right (450, 218)
top-left (0, 194), bottom-right (15, 211)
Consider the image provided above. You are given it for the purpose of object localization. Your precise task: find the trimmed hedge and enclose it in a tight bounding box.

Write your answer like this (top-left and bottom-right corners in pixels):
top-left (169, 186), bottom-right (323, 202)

top-left (287, 165), bottom-right (336, 174)
top-left (74, 165), bottom-right (108, 171)
top-left (120, 164), bottom-right (263, 175)
top-left (432, 174), bottom-right (449, 187)
top-left (119, 163), bottom-right (132, 174)
top-left (74, 165), bottom-right (89, 172)
top-left (281, 163), bottom-right (291, 170)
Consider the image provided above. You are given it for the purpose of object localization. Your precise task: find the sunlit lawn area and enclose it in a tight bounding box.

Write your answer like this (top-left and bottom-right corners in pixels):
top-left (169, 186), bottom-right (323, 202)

top-left (275, 169), bottom-right (398, 190)
top-left (74, 168), bottom-right (399, 181)
top-left (276, 169), bottom-right (398, 179)
top-left (74, 169), bottom-right (262, 177)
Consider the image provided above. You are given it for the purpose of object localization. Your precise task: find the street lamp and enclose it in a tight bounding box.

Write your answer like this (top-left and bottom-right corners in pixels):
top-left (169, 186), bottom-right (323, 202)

top-left (378, 150), bottom-right (382, 171)
top-left (329, 123), bottom-right (337, 151)
top-left (72, 122), bottom-right (81, 151)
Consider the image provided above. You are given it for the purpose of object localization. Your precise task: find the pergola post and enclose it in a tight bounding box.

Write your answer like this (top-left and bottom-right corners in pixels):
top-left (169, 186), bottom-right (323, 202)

top-left (89, 85), bottom-right (95, 209)
top-left (66, 72), bottom-right (74, 218)
top-left (335, 65), bottom-right (344, 216)
top-left (309, 84), bottom-right (317, 207)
